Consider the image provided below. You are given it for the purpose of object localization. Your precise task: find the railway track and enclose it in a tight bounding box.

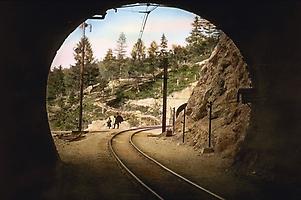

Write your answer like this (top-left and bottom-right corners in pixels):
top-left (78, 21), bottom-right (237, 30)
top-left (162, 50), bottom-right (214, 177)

top-left (109, 127), bottom-right (225, 200)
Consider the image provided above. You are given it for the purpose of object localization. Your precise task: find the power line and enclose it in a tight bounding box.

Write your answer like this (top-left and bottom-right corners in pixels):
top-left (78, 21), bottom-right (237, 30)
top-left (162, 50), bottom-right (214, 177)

top-left (138, 5), bottom-right (158, 40)
top-left (120, 3), bottom-right (161, 8)
top-left (117, 3), bottom-right (161, 14)
top-left (115, 4), bottom-right (158, 41)
top-left (114, 9), bottom-right (141, 13)
top-left (138, 6), bottom-right (148, 39)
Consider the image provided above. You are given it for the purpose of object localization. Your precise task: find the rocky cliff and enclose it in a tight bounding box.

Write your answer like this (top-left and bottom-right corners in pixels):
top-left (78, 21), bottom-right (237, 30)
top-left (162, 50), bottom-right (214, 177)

top-left (175, 33), bottom-right (252, 160)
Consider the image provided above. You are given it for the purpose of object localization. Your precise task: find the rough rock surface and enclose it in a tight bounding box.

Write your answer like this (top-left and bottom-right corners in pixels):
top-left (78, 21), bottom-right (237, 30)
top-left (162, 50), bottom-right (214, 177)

top-left (175, 33), bottom-right (252, 160)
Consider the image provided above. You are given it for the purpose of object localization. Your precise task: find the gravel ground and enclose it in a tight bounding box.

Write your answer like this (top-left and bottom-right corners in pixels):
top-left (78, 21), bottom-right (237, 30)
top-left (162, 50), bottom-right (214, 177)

top-left (133, 131), bottom-right (265, 200)
top-left (53, 128), bottom-right (266, 200)
top-left (54, 130), bottom-right (153, 200)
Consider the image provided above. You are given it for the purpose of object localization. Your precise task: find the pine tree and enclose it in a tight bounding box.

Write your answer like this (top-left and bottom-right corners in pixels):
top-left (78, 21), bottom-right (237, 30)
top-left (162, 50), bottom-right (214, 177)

top-left (131, 39), bottom-right (146, 61)
top-left (47, 65), bottom-right (65, 100)
top-left (148, 41), bottom-right (159, 59)
top-left (170, 44), bottom-right (188, 67)
top-left (160, 34), bottom-right (168, 56)
top-left (185, 16), bottom-right (208, 60)
top-left (158, 34), bottom-right (169, 72)
top-left (56, 66), bottom-right (66, 96)
top-left (74, 37), bottom-right (95, 64)
top-left (115, 32), bottom-right (127, 78)
top-left (186, 16), bottom-right (203, 46)
top-left (66, 36), bottom-right (99, 93)
top-left (146, 41), bottom-right (159, 78)
top-left (115, 32), bottom-right (127, 60)
top-left (129, 39), bottom-right (146, 77)
top-left (102, 48), bottom-right (118, 79)
top-left (104, 48), bottom-right (115, 61)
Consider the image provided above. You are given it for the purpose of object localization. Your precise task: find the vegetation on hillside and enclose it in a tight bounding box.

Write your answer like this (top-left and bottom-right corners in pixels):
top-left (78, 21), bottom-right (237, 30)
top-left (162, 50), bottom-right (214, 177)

top-left (47, 16), bottom-right (220, 130)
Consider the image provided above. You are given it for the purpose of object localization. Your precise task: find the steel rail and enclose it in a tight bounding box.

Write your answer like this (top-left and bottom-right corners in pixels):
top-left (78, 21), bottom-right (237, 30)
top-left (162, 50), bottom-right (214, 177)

top-left (108, 127), bottom-right (164, 200)
top-left (130, 131), bottom-right (226, 200)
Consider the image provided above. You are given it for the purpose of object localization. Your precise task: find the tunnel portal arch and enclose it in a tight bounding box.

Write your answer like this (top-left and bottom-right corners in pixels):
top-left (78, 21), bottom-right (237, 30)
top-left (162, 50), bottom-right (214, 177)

top-left (1, 1), bottom-right (301, 199)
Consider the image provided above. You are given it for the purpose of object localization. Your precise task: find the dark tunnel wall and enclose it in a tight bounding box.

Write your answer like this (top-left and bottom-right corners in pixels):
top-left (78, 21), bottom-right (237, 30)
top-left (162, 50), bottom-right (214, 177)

top-left (0, 1), bottom-right (300, 199)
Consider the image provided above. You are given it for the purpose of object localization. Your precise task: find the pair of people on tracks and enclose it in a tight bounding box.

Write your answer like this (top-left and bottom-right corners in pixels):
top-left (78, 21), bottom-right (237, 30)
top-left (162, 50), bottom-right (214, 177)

top-left (107, 113), bottom-right (124, 129)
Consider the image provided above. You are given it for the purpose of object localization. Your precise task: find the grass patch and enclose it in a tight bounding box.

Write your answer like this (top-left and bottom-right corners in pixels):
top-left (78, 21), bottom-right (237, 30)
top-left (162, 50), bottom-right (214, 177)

top-left (117, 64), bottom-right (200, 101)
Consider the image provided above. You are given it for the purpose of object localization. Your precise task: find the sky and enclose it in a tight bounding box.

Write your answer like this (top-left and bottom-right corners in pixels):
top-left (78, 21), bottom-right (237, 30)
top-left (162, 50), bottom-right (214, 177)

top-left (51, 5), bottom-right (198, 68)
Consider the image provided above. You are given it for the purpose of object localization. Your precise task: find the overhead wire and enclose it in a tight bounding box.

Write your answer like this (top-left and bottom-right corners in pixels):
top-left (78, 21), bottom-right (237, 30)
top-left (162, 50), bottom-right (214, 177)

top-left (138, 5), bottom-right (149, 39)
top-left (116, 9), bottom-right (142, 13)
top-left (138, 5), bottom-right (159, 40)
top-left (120, 3), bottom-right (161, 9)
top-left (115, 4), bottom-right (159, 41)
top-left (117, 3), bottom-right (161, 13)
top-left (119, 3), bottom-right (158, 77)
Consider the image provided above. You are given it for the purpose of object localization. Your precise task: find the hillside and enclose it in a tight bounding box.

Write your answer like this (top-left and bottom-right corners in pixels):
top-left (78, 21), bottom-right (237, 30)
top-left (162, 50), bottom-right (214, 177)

top-left (174, 33), bottom-right (251, 160)
top-left (47, 64), bottom-right (201, 131)
top-left (47, 31), bottom-right (251, 162)
top-left (47, 16), bottom-right (219, 131)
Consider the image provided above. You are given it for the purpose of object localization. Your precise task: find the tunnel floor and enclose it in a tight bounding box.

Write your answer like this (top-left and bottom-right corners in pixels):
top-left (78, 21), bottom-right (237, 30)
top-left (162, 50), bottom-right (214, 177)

top-left (54, 130), bottom-right (274, 199)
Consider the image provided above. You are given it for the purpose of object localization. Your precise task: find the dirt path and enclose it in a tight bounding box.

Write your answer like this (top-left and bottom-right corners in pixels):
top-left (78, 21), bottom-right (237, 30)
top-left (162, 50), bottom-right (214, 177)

top-left (54, 130), bottom-right (150, 200)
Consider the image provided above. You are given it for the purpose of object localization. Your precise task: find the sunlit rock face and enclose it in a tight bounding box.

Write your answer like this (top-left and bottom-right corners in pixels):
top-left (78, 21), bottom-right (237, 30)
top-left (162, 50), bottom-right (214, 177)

top-left (175, 33), bottom-right (251, 159)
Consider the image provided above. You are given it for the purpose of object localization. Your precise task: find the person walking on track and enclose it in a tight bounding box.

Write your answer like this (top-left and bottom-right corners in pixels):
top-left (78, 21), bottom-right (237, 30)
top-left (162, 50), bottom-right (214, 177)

top-left (114, 113), bottom-right (124, 129)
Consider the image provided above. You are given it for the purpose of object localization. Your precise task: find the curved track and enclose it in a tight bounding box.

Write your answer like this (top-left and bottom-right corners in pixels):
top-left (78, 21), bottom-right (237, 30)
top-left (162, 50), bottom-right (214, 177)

top-left (109, 127), bottom-right (225, 200)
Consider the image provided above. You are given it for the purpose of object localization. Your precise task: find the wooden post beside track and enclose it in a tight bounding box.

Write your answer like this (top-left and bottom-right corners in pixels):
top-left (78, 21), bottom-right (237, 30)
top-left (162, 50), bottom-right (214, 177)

top-left (162, 57), bottom-right (168, 133)
top-left (183, 107), bottom-right (186, 143)
top-left (208, 101), bottom-right (212, 148)
top-left (172, 107), bottom-right (176, 134)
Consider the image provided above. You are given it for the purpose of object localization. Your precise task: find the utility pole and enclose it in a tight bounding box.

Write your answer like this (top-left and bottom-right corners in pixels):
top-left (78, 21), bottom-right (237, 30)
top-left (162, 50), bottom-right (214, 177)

top-left (78, 22), bottom-right (87, 132)
top-left (73, 16), bottom-right (103, 133)
top-left (162, 57), bottom-right (168, 133)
